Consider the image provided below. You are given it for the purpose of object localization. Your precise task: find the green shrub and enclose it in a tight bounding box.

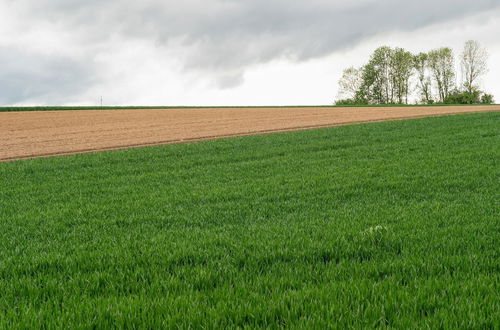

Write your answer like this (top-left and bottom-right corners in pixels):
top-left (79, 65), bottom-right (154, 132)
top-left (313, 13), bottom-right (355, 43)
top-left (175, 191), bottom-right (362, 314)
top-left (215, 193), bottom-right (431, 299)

top-left (443, 90), bottom-right (481, 104)
top-left (334, 98), bottom-right (368, 106)
top-left (480, 93), bottom-right (494, 104)
top-left (335, 98), bottom-right (359, 106)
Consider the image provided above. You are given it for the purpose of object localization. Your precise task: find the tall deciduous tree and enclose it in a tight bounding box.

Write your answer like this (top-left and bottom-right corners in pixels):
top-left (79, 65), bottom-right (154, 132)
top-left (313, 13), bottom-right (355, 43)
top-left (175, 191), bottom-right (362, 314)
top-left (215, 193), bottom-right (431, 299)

top-left (413, 52), bottom-right (433, 103)
top-left (337, 67), bottom-right (363, 100)
top-left (390, 48), bottom-right (414, 104)
top-left (461, 40), bottom-right (488, 93)
top-left (428, 47), bottom-right (455, 102)
top-left (358, 46), bottom-right (393, 104)
top-left (358, 46), bottom-right (414, 104)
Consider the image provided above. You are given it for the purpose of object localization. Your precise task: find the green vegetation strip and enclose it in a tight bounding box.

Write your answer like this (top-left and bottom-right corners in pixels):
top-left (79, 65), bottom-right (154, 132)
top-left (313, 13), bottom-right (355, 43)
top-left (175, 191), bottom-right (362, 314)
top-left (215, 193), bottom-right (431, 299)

top-left (1, 113), bottom-right (499, 328)
top-left (0, 104), bottom-right (497, 112)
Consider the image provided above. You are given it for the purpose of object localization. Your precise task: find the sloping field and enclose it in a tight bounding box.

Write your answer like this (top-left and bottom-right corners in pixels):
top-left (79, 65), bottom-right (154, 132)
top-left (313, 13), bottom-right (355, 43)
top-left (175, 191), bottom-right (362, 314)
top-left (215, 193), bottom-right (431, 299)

top-left (1, 105), bottom-right (498, 161)
top-left (0, 112), bottom-right (498, 328)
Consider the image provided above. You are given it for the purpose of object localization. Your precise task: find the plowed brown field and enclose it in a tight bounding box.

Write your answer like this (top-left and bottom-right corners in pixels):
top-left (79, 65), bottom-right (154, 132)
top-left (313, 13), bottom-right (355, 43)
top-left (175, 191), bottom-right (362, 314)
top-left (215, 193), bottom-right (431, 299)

top-left (1, 105), bottom-right (498, 161)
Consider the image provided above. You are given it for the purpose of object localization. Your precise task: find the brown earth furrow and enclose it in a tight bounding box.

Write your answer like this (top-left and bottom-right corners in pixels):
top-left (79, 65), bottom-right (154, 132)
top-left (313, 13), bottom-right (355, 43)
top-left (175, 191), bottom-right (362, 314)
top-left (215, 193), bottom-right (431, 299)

top-left (1, 106), bottom-right (499, 162)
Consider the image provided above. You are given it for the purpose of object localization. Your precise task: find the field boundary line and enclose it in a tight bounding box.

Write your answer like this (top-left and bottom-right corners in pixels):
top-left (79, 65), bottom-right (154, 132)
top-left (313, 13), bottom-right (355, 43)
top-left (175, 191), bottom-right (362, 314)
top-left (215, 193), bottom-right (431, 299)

top-left (1, 110), bottom-right (498, 162)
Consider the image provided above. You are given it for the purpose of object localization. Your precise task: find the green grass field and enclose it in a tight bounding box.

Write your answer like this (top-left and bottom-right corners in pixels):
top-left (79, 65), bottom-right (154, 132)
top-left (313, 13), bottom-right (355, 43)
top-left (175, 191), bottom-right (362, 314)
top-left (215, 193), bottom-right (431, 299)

top-left (1, 112), bottom-right (499, 328)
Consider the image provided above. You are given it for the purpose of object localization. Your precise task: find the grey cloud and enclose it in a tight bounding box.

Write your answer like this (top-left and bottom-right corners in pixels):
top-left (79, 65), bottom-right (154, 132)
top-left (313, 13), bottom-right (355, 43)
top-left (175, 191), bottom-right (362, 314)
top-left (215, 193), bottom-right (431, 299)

top-left (0, 48), bottom-right (98, 105)
top-left (214, 72), bottom-right (245, 90)
top-left (23, 0), bottom-right (500, 86)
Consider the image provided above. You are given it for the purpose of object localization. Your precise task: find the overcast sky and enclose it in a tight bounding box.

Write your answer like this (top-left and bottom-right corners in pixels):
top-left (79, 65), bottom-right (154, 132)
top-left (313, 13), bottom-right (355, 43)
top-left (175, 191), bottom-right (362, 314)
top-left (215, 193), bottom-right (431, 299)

top-left (1, 0), bottom-right (499, 106)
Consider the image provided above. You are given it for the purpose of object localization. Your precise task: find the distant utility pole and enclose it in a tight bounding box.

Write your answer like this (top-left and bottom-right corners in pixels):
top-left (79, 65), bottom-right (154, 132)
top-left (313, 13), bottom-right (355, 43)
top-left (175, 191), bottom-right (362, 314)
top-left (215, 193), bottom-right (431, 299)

top-left (100, 96), bottom-right (103, 107)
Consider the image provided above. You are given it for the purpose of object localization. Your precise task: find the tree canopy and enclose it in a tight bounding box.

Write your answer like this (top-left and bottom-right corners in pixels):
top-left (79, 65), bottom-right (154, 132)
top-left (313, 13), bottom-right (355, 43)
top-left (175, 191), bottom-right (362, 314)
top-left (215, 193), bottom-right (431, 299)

top-left (336, 41), bottom-right (493, 105)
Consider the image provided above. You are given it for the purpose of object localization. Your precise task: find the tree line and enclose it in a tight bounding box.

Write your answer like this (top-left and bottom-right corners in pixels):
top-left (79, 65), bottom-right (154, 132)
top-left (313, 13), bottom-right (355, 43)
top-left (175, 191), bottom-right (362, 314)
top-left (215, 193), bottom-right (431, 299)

top-left (336, 40), bottom-right (494, 105)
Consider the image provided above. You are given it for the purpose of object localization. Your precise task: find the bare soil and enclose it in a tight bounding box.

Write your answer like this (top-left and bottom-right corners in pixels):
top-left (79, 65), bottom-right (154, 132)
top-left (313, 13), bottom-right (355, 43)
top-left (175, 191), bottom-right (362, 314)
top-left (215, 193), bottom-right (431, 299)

top-left (1, 105), bottom-right (498, 161)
